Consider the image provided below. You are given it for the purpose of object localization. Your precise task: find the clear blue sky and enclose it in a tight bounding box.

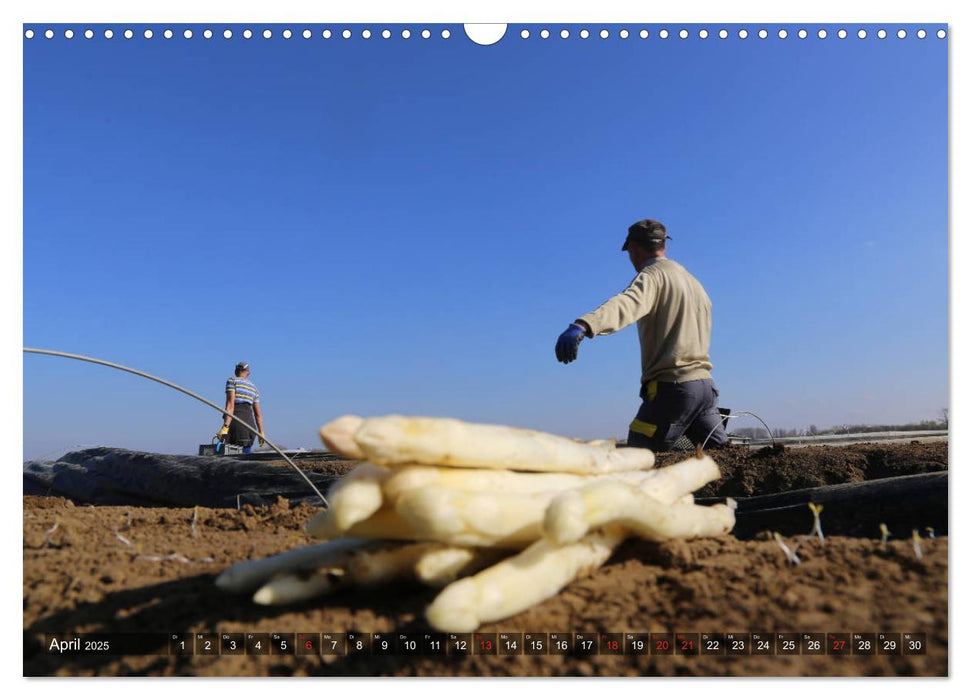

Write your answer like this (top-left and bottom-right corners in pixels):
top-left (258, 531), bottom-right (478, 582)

top-left (22, 23), bottom-right (948, 458)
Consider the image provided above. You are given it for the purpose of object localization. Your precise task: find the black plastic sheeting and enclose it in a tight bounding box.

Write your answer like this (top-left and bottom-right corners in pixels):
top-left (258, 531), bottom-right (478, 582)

top-left (699, 471), bottom-right (948, 539)
top-left (23, 447), bottom-right (335, 508)
top-left (23, 448), bottom-right (948, 539)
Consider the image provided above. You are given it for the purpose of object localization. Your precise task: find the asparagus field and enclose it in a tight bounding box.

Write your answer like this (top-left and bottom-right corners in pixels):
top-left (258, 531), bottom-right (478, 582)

top-left (23, 438), bottom-right (947, 677)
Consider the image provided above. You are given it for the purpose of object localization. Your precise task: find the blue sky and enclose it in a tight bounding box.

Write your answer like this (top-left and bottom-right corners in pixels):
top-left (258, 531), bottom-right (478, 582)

top-left (22, 23), bottom-right (948, 458)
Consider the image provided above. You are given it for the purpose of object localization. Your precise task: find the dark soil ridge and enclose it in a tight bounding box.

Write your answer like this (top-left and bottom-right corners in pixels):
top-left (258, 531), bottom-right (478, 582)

top-left (673, 440), bottom-right (948, 499)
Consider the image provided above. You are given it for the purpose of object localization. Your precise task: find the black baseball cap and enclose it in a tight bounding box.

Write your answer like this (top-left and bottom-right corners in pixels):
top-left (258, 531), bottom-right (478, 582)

top-left (235, 362), bottom-right (250, 372)
top-left (622, 219), bottom-right (672, 251)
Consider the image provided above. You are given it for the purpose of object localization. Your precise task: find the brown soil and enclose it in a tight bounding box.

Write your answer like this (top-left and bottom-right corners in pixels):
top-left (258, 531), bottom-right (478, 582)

top-left (23, 441), bottom-right (948, 677)
top-left (666, 440), bottom-right (949, 498)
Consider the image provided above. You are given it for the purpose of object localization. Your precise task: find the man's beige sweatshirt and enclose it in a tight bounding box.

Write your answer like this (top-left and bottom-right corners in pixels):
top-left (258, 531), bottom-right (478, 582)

top-left (577, 257), bottom-right (715, 386)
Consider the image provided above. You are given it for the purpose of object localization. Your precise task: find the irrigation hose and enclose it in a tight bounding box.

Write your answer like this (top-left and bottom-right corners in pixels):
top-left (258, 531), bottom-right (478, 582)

top-left (701, 410), bottom-right (776, 451)
top-left (23, 348), bottom-right (329, 509)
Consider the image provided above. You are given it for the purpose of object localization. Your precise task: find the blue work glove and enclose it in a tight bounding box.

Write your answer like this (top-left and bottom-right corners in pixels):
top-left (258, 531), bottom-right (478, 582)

top-left (555, 323), bottom-right (588, 364)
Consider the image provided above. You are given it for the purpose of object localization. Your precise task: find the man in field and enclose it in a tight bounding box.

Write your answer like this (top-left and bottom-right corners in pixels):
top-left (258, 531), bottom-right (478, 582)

top-left (555, 219), bottom-right (728, 451)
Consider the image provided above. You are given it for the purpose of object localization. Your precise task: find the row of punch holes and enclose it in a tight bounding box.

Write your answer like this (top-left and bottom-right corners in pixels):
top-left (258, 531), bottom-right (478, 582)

top-left (24, 26), bottom-right (948, 42)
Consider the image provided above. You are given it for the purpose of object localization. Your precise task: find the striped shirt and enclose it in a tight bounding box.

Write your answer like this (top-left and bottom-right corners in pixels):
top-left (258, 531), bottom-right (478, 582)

top-left (226, 377), bottom-right (260, 404)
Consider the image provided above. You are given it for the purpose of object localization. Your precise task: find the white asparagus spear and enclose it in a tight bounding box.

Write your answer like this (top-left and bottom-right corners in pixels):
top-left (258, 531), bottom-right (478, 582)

top-left (311, 459), bottom-right (711, 546)
top-left (309, 502), bottom-right (548, 548)
top-left (347, 542), bottom-right (442, 586)
top-left (215, 538), bottom-right (370, 593)
top-left (252, 567), bottom-right (348, 605)
top-left (345, 415), bottom-right (656, 473)
top-left (327, 463), bottom-right (392, 531)
top-left (306, 507), bottom-right (413, 541)
top-left (378, 456), bottom-right (710, 504)
top-left (381, 465), bottom-right (595, 502)
top-left (414, 546), bottom-right (511, 586)
top-left (319, 415), bottom-right (366, 459)
top-left (395, 486), bottom-right (552, 541)
top-left (618, 455), bottom-right (720, 504)
top-left (425, 526), bottom-right (627, 632)
top-left (544, 481), bottom-right (736, 545)
top-left (386, 458), bottom-right (714, 542)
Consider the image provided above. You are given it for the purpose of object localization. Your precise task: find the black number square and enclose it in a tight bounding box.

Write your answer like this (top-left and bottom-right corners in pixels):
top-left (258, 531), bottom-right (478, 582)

top-left (299, 633), bottom-right (323, 656)
top-left (726, 633), bottom-right (750, 656)
top-left (525, 633), bottom-right (548, 655)
top-left (878, 633), bottom-right (901, 656)
top-left (221, 633), bottom-right (245, 655)
top-left (169, 633), bottom-right (193, 656)
top-left (853, 633), bottom-right (876, 656)
top-left (474, 633), bottom-right (497, 656)
top-left (346, 632), bottom-right (371, 656)
top-left (195, 633), bottom-right (219, 656)
top-left (245, 633), bottom-right (270, 656)
top-left (675, 633), bottom-right (699, 656)
top-left (827, 633), bottom-right (851, 656)
top-left (447, 633), bottom-right (471, 656)
top-left (700, 633), bottom-right (726, 656)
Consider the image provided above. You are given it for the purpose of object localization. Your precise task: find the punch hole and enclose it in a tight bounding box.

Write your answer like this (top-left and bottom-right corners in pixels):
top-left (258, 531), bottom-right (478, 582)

top-left (442, 29), bottom-right (451, 39)
top-left (520, 29), bottom-right (529, 39)
top-left (738, 29), bottom-right (748, 39)
top-left (581, 29), bottom-right (590, 39)
top-left (798, 29), bottom-right (808, 39)
top-left (283, 29), bottom-right (292, 39)
top-left (44, 29), bottom-right (53, 39)
top-left (758, 29), bottom-right (767, 39)
top-left (105, 29), bottom-right (113, 39)
top-left (699, 29), bottom-right (709, 39)
top-left (659, 29), bottom-right (668, 39)
top-left (560, 29), bottom-right (569, 39)
top-left (144, 29), bottom-right (153, 39)
top-left (24, 29), bottom-right (34, 39)
top-left (343, 29), bottom-right (351, 39)
top-left (620, 29), bottom-right (630, 39)
top-left (422, 29), bottom-right (431, 39)
top-left (917, 29), bottom-right (926, 39)
top-left (641, 29), bottom-right (650, 39)
top-left (185, 29), bottom-right (193, 39)
top-left (600, 29), bottom-right (609, 39)
top-left (401, 29), bottom-right (410, 39)
top-left (838, 29), bottom-right (847, 39)
top-left (541, 29), bottom-right (550, 39)
top-left (84, 29), bottom-right (94, 39)
top-left (223, 29), bottom-right (232, 39)
top-left (124, 29), bottom-right (133, 39)
top-left (937, 29), bottom-right (946, 38)
top-left (817, 29), bottom-right (827, 39)
top-left (382, 29), bottom-right (391, 39)
top-left (164, 29), bottom-right (173, 39)
top-left (263, 30), bottom-right (272, 39)
top-left (877, 29), bottom-right (887, 39)
top-left (718, 29), bottom-right (728, 39)
top-left (778, 29), bottom-right (788, 39)
top-left (323, 29), bottom-right (332, 39)
top-left (858, 29), bottom-right (867, 39)
top-left (362, 29), bottom-right (372, 39)
top-left (64, 29), bottom-right (74, 39)
top-left (244, 29), bottom-right (253, 39)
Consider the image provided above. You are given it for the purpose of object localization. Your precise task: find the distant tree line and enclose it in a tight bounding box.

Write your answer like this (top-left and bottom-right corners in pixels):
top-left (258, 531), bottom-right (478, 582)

top-left (733, 418), bottom-right (948, 439)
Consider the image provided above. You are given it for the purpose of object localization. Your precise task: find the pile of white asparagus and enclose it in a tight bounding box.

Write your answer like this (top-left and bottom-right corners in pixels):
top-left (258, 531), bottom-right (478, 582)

top-left (215, 415), bottom-right (736, 632)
